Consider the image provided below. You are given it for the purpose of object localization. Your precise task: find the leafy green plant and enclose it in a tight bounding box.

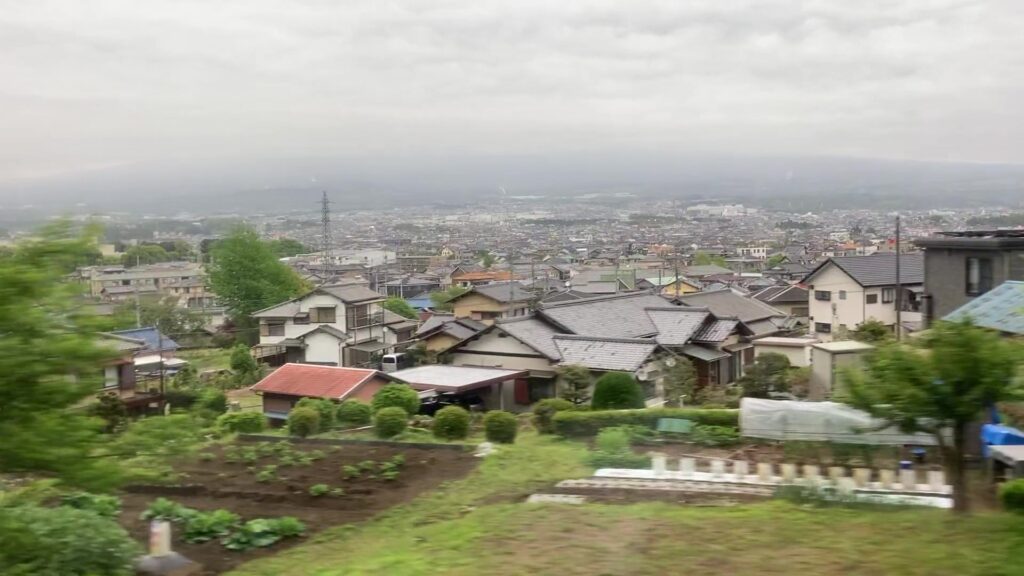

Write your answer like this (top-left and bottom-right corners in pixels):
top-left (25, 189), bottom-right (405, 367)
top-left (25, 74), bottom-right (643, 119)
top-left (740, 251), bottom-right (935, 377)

top-left (390, 454), bottom-right (405, 467)
top-left (371, 383), bottom-right (420, 416)
top-left (1000, 479), bottom-right (1024, 513)
top-left (198, 452), bottom-right (216, 462)
top-left (140, 498), bottom-right (196, 523)
top-left (60, 492), bottom-right (122, 518)
top-left (255, 465), bottom-right (278, 483)
top-left (308, 484), bottom-right (330, 497)
top-left (690, 424), bottom-right (740, 447)
top-left (183, 509), bottom-right (241, 543)
top-left (586, 428), bottom-right (649, 469)
top-left (342, 465), bottom-right (361, 479)
top-left (381, 469), bottom-right (400, 481)
top-left (221, 517), bottom-right (306, 551)
top-left (329, 487), bottom-right (346, 497)
top-left (433, 406), bottom-right (471, 440)
top-left (216, 411), bottom-right (266, 433)
top-left (374, 406), bottom-right (409, 438)
top-left (591, 372), bottom-right (644, 410)
top-left (483, 410), bottom-right (518, 444)
top-left (532, 398), bottom-right (574, 434)
top-left (287, 406), bottom-right (321, 438)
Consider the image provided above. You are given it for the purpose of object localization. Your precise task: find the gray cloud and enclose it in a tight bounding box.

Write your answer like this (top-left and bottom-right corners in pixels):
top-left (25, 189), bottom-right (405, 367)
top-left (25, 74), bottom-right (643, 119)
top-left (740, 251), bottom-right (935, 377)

top-left (1, 0), bottom-right (1022, 190)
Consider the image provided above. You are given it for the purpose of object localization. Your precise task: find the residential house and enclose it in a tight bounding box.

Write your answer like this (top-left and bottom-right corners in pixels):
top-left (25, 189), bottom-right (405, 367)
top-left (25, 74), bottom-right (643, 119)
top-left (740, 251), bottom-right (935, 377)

top-left (251, 284), bottom-right (417, 368)
top-left (449, 266), bottom-right (515, 288)
top-left (415, 313), bottom-right (487, 354)
top-left (944, 280), bottom-right (1024, 335)
top-left (108, 326), bottom-right (187, 373)
top-left (447, 282), bottom-right (532, 324)
top-left (674, 289), bottom-right (793, 339)
top-left (87, 262), bottom-right (208, 305)
top-left (250, 363), bottom-right (396, 421)
top-left (97, 332), bottom-right (162, 413)
top-left (752, 285), bottom-right (810, 326)
top-left (801, 254), bottom-right (923, 341)
top-left (915, 230), bottom-right (1024, 324)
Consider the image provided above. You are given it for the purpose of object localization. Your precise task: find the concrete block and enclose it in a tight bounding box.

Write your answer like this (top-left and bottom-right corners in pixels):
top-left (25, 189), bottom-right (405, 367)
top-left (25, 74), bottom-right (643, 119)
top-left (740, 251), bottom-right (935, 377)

top-left (927, 470), bottom-right (946, 492)
top-left (710, 459), bottom-right (725, 478)
top-left (651, 453), bottom-right (667, 476)
top-left (828, 466), bottom-right (846, 484)
top-left (879, 469), bottom-right (895, 489)
top-left (802, 465), bottom-right (821, 485)
top-left (853, 468), bottom-right (872, 488)
top-left (679, 457), bottom-right (696, 477)
top-left (756, 462), bottom-right (774, 482)
top-left (733, 460), bottom-right (749, 478)
top-left (780, 463), bottom-right (797, 483)
top-left (900, 469), bottom-right (917, 491)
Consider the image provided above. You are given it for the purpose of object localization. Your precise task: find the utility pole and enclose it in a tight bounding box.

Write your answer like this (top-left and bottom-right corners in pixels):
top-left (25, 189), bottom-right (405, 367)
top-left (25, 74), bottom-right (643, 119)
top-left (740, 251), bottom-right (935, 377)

top-left (895, 214), bottom-right (902, 341)
top-left (319, 191), bottom-right (332, 280)
top-left (157, 329), bottom-right (166, 413)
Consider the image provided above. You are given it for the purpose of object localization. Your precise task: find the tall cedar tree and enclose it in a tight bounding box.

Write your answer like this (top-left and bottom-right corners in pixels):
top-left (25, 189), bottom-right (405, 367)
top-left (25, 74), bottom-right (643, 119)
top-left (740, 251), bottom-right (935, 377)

top-left (0, 221), bottom-right (122, 489)
top-left (207, 227), bottom-right (307, 340)
top-left (842, 319), bottom-right (1022, 513)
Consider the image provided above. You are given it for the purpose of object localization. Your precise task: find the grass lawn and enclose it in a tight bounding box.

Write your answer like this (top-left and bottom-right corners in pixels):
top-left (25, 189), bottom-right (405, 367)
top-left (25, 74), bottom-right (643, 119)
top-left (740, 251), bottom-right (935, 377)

top-left (229, 434), bottom-right (1024, 576)
top-left (178, 347), bottom-right (233, 372)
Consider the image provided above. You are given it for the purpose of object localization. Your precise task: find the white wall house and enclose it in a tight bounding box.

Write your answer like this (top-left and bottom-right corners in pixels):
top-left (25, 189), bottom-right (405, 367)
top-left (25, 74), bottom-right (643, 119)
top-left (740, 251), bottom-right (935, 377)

top-left (252, 284), bottom-right (417, 368)
top-left (802, 254), bottom-right (924, 341)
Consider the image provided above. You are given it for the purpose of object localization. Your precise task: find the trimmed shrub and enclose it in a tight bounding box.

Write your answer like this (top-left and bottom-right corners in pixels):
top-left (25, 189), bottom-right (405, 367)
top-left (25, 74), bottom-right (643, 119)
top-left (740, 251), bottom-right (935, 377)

top-left (591, 372), bottom-right (644, 410)
top-left (433, 406), bottom-right (471, 440)
top-left (595, 427), bottom-right (631, 453)
top-left (691, 424), bottom-right (740, 447)
top-left (336, 399), bottom-right (372, 427)
top-left (1000, 479), bottom-right (1024, 513)
top-left (196, 388), bottom-right (228, 414)
top-left (216, 411), bottom-right (266, 433)
top-left (296, 397), bottom-right (336, 429)
top-left (371, 383), bottom-right (420, 416)
top-left (287, 407), bottom-right (321, 438)
top-left (374, 406), bottom-right (409, 438)
top-left (483, 410), bottom-right (517, 444)
top-left (164, 388), bottom-right (199, 409)
top-left (532, 398), bottom-right (574, 434)
top-left (586, 427), bottom-right (649, 469)
top-left (552, 408), bottom-right (739, 437)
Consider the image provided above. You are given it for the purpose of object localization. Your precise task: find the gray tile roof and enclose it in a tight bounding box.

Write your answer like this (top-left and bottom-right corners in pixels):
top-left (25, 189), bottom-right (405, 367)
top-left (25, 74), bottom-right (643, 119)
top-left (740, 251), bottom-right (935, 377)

top-left (320, 284), bottom-right (386, 303)
top-left (945, 281), bottom-right (1024, 335)
top-left (645, 307), bottom-right (710, 346)
top-left (252, 300), bottom-right (301, 318)
top-left (416, 313), bottom-right (454, 336)
top-left (297, 324), bottom-right (350, 341)
top-left (470, 282), bottom-right (533, 303)
top-left (691, 319), bottom-right (739, 343)
top-left (496, 316), bottom-right (562, 359)
top-left (753, 285), bottom-right (808, 304)
top-left (539, 292), bottom-right (671, 338)
top-left (553, 335), bottom-right (658, 372)
top-left (804, 254), bottom-right (923, 287)
top-left (677, 290), bottom-right (785, 323)
top-left (745, 318), bottom-right (785, 337)
top-left (683, 264), bottom-right (734, 277)
top-left (681, 344), bottom-right (730, 362)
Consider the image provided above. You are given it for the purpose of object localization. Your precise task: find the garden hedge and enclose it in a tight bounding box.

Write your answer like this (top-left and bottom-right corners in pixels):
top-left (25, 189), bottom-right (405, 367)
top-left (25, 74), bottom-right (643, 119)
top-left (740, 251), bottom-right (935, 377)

top-left (552, 408), bottom-right (739, 437)
top-left (287, 406), bottom-right (321, 438)
top-left (532, 398), bottom-right (574, 434)
top-left (216, 411), bottom-right (266, 433)
top-left (374, 406), bottom-right (409, 438)
top-left (336, 400), bottom-right (372, 427)
top-left (1000, 478), bottom-right (1024, 513)
top-left (371, 383), bottom-right (421, 415)
top-left (433, 406), bottom-right (471, 440)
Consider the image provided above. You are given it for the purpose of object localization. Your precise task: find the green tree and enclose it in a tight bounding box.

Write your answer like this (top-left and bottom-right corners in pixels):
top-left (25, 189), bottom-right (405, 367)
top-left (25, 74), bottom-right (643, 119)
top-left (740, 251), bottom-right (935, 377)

top-left (266, 238), bottom-right (309, 259)
top-left (115, 296), bottom-right (207, 341)
top-left (229, 344), bottom-right (261, 386)
top-left (382, 297), bottom-right (418, 319)
top-left (765, 254), bottom-right (787, 268)
top-left (0, 222), bottom-right (123, 489)
top-left (371, 383), bottom-right (420, 415)
top-left (170, 363), bottom-right (200, 390)
top-left (428, 286), bottom-right (470, 312)
top-left (558, 365), bottom-right (592, 407)
top-left (738, 353), bottom-right (791, 398)
top-left (842, 320), bottom-right (1023, 513)
top-left (207, 227), bottom-right (307, 338)
top-left (692, 252), bottom-right (727, 267)
top-left (591, 372), bottom-right (645, 410)
top-left (477, 250), bottom-right (496, 269)
top-left (661, 355), bottom-right (697, 407)
top-left (851, 319), bottom-right (893, 344)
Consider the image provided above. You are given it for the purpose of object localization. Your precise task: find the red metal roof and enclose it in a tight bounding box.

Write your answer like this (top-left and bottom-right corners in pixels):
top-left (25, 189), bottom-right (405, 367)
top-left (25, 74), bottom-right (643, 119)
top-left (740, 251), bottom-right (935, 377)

top-left (250, 363), bottom-right (381, 399)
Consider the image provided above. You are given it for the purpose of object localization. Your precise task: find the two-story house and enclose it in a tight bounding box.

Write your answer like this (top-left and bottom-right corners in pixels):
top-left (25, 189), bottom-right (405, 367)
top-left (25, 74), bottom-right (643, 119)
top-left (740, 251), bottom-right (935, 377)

top-left (802, 254), bottom-right (923, 341)
top-left (447, 282), bottom-right (532, 324)
top-left (915, 230), bottom-right (1024, 324)
top-left (252, 284), bottom-right (417, 368)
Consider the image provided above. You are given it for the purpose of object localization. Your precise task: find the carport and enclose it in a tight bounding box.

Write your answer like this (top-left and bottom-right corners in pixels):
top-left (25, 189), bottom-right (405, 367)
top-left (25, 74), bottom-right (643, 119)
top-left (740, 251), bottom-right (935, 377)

top-left (388, 365), bottom-right (528, 411)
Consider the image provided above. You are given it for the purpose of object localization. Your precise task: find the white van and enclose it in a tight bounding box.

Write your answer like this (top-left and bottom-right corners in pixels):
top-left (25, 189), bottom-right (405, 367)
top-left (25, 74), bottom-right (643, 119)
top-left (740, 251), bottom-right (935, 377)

top-left (381, 352), bottom-right (409, 373)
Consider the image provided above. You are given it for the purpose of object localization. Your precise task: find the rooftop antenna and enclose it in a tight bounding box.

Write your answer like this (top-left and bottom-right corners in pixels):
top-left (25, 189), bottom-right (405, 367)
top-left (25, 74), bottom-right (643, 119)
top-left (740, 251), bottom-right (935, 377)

top-left (320, 190), bottom-right (332, 280)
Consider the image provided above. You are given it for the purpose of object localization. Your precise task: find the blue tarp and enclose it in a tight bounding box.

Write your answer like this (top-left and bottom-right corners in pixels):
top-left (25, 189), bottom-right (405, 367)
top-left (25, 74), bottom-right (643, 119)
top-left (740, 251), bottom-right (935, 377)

top-left (981, 424), bottom-right (1024, 457)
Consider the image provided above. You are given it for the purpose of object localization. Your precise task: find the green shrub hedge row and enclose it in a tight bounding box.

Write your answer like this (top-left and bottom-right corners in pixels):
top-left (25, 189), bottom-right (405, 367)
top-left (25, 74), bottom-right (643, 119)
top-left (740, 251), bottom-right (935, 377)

top-left (552, 408), bottom-right (738, 436)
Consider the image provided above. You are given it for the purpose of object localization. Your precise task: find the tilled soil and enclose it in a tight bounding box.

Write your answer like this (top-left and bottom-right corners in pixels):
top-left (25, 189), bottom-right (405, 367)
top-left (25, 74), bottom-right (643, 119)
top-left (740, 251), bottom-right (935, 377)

top-left (119, 441), bottom-right (477, 575)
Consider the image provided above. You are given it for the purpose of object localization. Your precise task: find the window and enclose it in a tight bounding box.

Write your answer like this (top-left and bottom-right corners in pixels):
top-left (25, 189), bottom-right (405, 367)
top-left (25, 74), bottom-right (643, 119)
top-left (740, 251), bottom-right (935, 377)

top-left (866, 294), bottom-right (878, 304)
top-left (838, 290), bottom-right (847, 300)
top-left (815, 322), bottom-right (832, 334)
top-left (260, 321), bottom-right (285, 337)
top-left (294, 313), bottom-right (309, 325)
top-left (345, 305), bottom-right (374, 328)
top-left (882, 287), bottom-right (895, 304)
top-left (814, 290), bottom-right (832, 301)
top-left (966, 257), bottom-right (994, 296)
top-left (310, 307), bottom-right (336, 323)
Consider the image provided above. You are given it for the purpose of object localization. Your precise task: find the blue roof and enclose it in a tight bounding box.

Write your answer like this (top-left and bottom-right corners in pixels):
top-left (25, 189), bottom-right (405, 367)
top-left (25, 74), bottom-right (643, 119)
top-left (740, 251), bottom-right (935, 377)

top-left (944, 281), bottom-right (1024, 335)
top-left (406, 295), bottom-right (433, 310)
top-left (110, 327), bottom-right (180, 352)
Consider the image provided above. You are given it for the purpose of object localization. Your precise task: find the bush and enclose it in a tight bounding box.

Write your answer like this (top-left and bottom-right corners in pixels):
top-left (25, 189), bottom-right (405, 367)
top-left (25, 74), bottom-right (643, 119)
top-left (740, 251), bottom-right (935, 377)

top-left (532, 398), bottom-right (574, 434)
top-left (690, 424), bottom-right (740, 447)
top-left (196, 388), bottom-right (228, 414)
top-left (585, 427), bottom-right (649, 469)
top-left (60, 492), bottom-right (122, 518)
top-left (483, 410), bottom-right (517, 444)
top-left (374, 406), bottom-right (409, 438)
top-left (216, 411), bottom-right (266, 433)
top-left (594, 427), bottom-right (631, 453)
top-left (295, 397), bottom-right (335, 429)
top-left (164, 388), bottom-right (199, 410)
top-left (433, 406), bottom-right (471, 440)
top-left (552, 407), bottom-right (739, 437)
top-left (1000, 479), bottom-right (1024, 513)
top-left (336, 399), bottom-right (372, 427)
top-left (308, 484), bottom-right (330, 497)
top-left (591, 372), bottom-right (644, 410)
top-left (221, 517), bottom-right (306, 551)
top-left (0, 504), bottom-right (140, 576)
top-left (287, 407), bottom-right (320, 438)
top-left (371, 383), bottom-right (420, 415)
top-left (182, 509), bottom-right (240, 543)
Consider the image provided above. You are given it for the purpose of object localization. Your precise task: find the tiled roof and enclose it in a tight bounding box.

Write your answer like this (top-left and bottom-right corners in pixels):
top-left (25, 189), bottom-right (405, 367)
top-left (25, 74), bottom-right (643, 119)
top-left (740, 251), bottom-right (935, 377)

top-left (539, 292), bottom-right (670, 338)
top-left (252, 300), bottom-right (301, 318)
top-left (803, 254), bottom-right (923, 287)
top-left (496, 316), bottom-right (562, 360)
top-left (682, 264), bottom-right (733, 277)
top-left (644, 307), bottom-right (710, 346)
top-left (417, 313), bottom-right (454, 336)
top-left (319, 284), bottom-right (385, 303)
top-left (250, 363), bottom-right (382, 399)
top-left (691, 319), bottom-right (739, 343)
top-left (296, 324), bottom-right (349, 341)
top-left (753, 285), bottom-right (808, 304)
top-left (99, 332), bottom-right (148, 352)
top-left (677, 290), bottom-right (784, 323)
top-left (945, 281), bottom-right (1024, 335)
top-left (470, 282), bottom-right (533, 303)
top-left (109, 327), bottom-right (179, 352)
top-left (553, 335), bottom-right (658, 372)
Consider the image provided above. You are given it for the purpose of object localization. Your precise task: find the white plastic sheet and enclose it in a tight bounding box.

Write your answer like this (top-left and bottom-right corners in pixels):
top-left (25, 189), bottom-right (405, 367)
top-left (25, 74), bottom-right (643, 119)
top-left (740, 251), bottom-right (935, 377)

top-left (739, 398), bottom-right (939, 446)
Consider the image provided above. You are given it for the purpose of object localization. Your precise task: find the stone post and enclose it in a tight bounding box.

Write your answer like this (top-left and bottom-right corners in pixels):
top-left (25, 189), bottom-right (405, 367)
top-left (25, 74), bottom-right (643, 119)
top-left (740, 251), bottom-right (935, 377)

top-left (757, 462), bottom-right (774, 482)
top-left (900, 469), bottom-right (917, 491)
top-left (927, 470), bottom-right (946, 492)
top-left (651, 453), bottom-right (667, 476)
top-left (710, 459), bottom-right (725, 478)
top-left (780, 463), bottom-right (797, 483)
top-left (802, 465), bottom-right (821, 486)
top-left (879, 469), bottom-right (895, 489)
top-left (853, 468), bottom-right (872, 488)
top-left (733, 460), bottom-right (749, 479)
top-left (678, 457), bottom-right (696, 477)
top-left (828, 466), bottom-right (845, 485)
top-left (836, 477), bottom-right (857, 496)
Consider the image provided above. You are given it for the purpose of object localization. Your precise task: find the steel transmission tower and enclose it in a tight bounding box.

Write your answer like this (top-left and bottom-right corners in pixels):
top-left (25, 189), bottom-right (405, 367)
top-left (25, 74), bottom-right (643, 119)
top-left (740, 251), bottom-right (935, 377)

top-left (320, 191), bottom-right (332, 277)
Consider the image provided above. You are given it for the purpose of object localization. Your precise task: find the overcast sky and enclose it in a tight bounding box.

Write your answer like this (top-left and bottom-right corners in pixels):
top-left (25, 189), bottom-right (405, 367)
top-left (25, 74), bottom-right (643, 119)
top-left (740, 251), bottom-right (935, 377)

top-left (2, 0), bottom-right (1023, 192)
